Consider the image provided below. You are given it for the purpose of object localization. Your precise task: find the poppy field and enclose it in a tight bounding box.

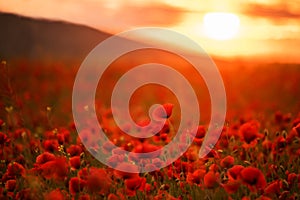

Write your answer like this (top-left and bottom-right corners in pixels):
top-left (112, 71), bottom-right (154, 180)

top-left (0, 58), bottom-right (300, 200)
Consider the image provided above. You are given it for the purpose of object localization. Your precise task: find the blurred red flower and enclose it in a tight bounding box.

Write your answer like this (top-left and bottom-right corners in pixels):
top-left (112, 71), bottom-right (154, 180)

top-left (44, 189), bottom-right (66, 200)
top-left (79, 194), bottom-right (90, 200)
top-left (114, 163), bottom-right (139, 179)
top-left (35, 152), bottom-right (56, 165)
top-left (86, 168), bottom-right (112, 195)
top-left (187, 168), bottom-right (206, 185)
top-left (40, 157), bottom-right (69, 180)
top-left (0, 132), bottom-right (9, 145)
top-left (108, 193), bottom-right (119, 200)
top-left (43, 139), bottom-right (59, 152)
top-left (195, 125), bottom-right (206, 138)
top-left (220, 155), bottom-right (235, 169)
top-left (125, 176), bottom-right (146, 196)
top-left (69, 177), bottom-right (86, 195)
top-left (69, 156), bottom-right (81, 170)
top-left (7, 162), bottom-right (25, 177)
top-left (239, 120), bottom-right (261, 144)
top-left (5, 179), bottom-right (17, 192)
top-left (67, 144), bottom-right (83, 157)
top-left (204, 171), bottom-right (219, 189)
top-left (240, 167), bottom-right (267, 191)
top-left (228, 165), bottom-right (244, 180)
top-left (222, 179), bottom-right (241, 194)
top-left (153, 103), bottom-right (174, 119)
top-left (264, 180), bottom-right (281, 196)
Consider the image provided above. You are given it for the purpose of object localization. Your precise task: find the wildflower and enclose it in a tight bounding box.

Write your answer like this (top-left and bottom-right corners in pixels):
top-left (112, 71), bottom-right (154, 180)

top-left (79, 194), bottom-right (90, 200)
top-left (196, 125), bottom-right (206, 138)
top-left (69, 177), bottom-right (86, 195)
top-left (204, 171), bottom-right (219, 189)
top-left (222, 179), bottom-right (241, 194)
top-left (239, 120), bottom-right (261, 144)
top-left (187, 169), bottom-right (206, 185)
top-left (67, 144), bottom-right (83, 157)
top-left (35, 152), bottom-right (56, 165)
top-left (16, 189), bottom-right (36, 200)
top-left (264, 180), bottom-right (281, 195)
top-left (108, 193), bottom-right (120, 200)
top-left (0, 132), bottom-right (9, 145)
top-left (114, 163), bottom-right (139, 179)
top-left (240, 167), bottom-right (267, 191)
top-left (125, 176), bottom-right (146, 196)
top-left (40, 157), bottom-right (69, 180)
top-left (5, 179), bottom-right (17, 192)
top-left (43, 139), bottom-right (59, 152)
top-left (69, 156), bottom-right (81, 170)
top-left (153, 103), bottom-right (174, 119)
top-left (228, 165), bottom-right (244, 180)
top-left (7, 162), bottom-right (25, 177)
top-left (44, 189), bottom-right (66, 200)
top-left (220, 155), bottom-right (235, 168)
top-left (86, 168), bottom-right (112, 195)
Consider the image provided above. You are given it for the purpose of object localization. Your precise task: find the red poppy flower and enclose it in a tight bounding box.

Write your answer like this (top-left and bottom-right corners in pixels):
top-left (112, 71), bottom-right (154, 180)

top-left (69, 177), bottom-right (86, 195)
top-left (239, 120), bottom-right (261, 144)
top-left (5, 179), bottom-right (17, 192)
top-left (7, 162), bottom-right (25, 177)
top-left (228, 165), bottom-right (244, 180)
top-left (125, 176), bottom-right (146, 196)
top-left (40, 157), bottom-right (69, 180)
top-left (108, 192), bottom-right (125, 200)
top-left (209, 164), bottom-right (220, 172)
top-left (69, 156), bottom-right (81, 170)
top-left (160, 122), bottom-right (170, 134)
top-left (59, 128), bottom-right (71, 144)
top-left (13, 128), bottom-right (31, 140)
top-left (187, 169), bottom-right (206, 185)
top-left (35, 152), bottom-right (56, 165)
top-left (108, 193), bottom-right (119, 200)
top-left (67, 145), bottom-right (83, 157)
top-left (154, 191), bottom-right (177, 200)
top-left (86, 168), bottom-right (112, 195)
top-left (264, 180), bottom-right (280, 195)
top-left (240, 167), bottom-right (267, 191)
top-left (220, 156), bottom-right (235, 169)
top-left (153, 103), bottom-right (174, 119)
top-left (0, 132), bottom-right (9, 145)
top-left (57, 134), bottom-right (65, 145)
top-left (107, 154), bottom-right (125, 168)
top-left (287, 173), bottom-right (300, 189)
top-left (43, 139), bottom-right (59, 152)
top-left (222, 179), bottom-right (241, 194)
top-left (15, 189), bottom-right (35, 200)
top-left (204, 171), bottom-right (219, 189)
top-left (44, 189), bottom-right (66, 200)
top-left (79, 194), bottom-right (90, 200)
top-left (78, 167), bottom-right (89, 180)
top-left (103, 141), bottom-right (116, 152)
top-left (195, 125), bottom-right (206, 138)
top-left (274, 111), bottom-right (283, 124)
top-left (114, 163), bottom-right (139, 179)
top-left (262, 140), bottom-right (273, 152)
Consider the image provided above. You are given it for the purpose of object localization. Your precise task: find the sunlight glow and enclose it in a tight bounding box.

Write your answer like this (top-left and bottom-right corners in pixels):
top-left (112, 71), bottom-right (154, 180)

top-left (203, 12), bottom-right (240, 40)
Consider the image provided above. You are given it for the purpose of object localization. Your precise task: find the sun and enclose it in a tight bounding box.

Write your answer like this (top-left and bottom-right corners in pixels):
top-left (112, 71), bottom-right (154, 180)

top-left (203, 12), bottom-right (240, 40)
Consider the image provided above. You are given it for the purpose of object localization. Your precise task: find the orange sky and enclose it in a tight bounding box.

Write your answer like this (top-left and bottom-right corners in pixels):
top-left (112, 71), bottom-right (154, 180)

top-left (1, 0), bottom-right (300, 62)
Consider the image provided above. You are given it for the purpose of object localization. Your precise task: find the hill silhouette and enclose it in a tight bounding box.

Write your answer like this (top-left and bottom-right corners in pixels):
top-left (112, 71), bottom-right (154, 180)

top-left (0, 12), bottom-right (111, 63)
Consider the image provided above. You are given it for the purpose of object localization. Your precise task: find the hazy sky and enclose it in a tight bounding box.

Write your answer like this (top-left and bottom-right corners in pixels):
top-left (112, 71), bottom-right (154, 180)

top-left (1, 0), bottom-right (300, 62)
